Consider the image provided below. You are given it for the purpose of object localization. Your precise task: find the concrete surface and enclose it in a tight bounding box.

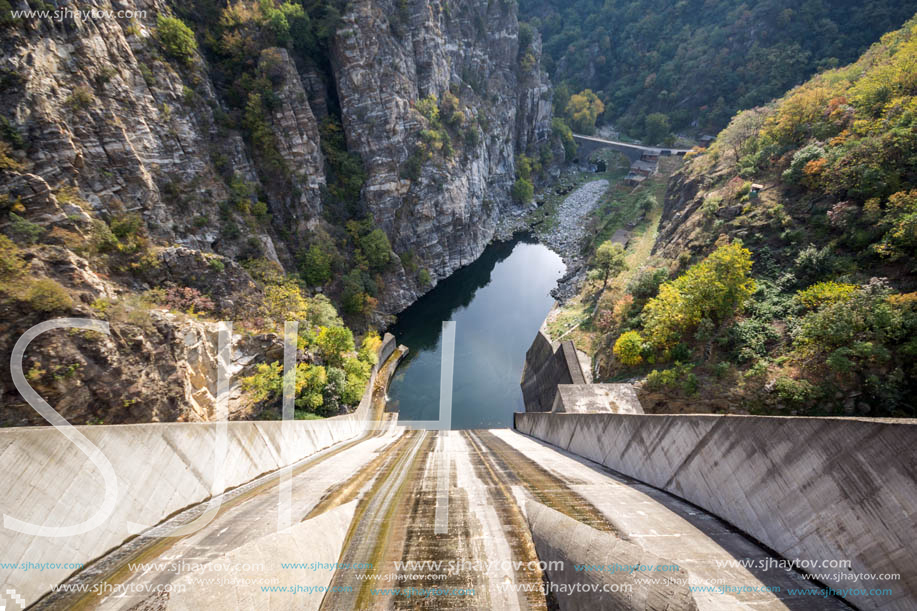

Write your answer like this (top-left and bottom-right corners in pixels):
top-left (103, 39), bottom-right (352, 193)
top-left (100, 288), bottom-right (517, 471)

top-left (0, 340), bottom-right (397, 608)
top-left (551, 384), bottom-right (644, 414)
top-left (493, 429), bottom-right (846, 611)
top-left (19, 425), bottom-right (856, 611)
top-left (525, 500), bottom-right (697, 610)
top-left (36, 428), bottom-right (404, 610)
top-left (520, 332), bottom-right (587, 412)
top-left (168, 501), bottom-right (358, 611)
top-left (515, 412), bottom-right (917, 611)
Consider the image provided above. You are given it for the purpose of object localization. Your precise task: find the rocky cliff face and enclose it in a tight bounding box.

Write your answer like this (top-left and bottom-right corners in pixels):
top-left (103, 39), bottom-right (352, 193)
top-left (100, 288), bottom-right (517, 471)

top-left (333, 0), bottom-right (554, 309)
top-left (1, 0), bottom-right (553, 305)
top-left (0, 0), bottom-right (555, 424)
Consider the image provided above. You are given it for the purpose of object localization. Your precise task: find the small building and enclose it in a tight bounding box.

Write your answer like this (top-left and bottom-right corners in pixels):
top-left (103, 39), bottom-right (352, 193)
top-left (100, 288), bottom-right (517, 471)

top-left (640, 151), bottom-right (660, 162)
top-left (610, 229), bottom-right (631, 248)
top-left (750, 183), bottom-right (764, 199)
top-left (631, 160), bottom-right (657, 176)
top-left (624, 173), bottom-right (647, 186)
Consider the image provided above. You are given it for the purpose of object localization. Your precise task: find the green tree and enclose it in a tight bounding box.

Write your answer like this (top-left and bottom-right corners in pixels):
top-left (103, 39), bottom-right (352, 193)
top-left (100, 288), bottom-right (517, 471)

top-left (0, 235), bottom-right (25, 278)
top-left (156, 15), bottom-right (197, 65)
top-left (241, 362), bottom-right (283, 404)
top-left (241, 361), bottom-right (328, 413)
top-left (341, 356), bottom-right (371, 405)
top-left (6, 213), bottom-right (42, 245)
top-left (644, 112), bottom-right (671, 146)
top-left (415, 95), bottom-right (440, 123)
top-left (512, 178), bottom-right (534, 204)
top-left (321, 366), bottom-right (346, 415)
top-left (565, 89), bottom-right (605, 134)
top-left (792, 280), bottom-right (916, 414)
top-left (305, 295), bottom-right (343, 328)
top-left (27, 278), bottom-right (73, 312)
top-left (613, 331), bottom-right (645, 366)
top-left (294, 363), bottom-right (327, 413)
top-left (316, 325), bottom-right (355, 367)
top-left (341, 269), bottom-right (367, 315)
top-left (418, 268), bottom-right (432, 287)
top-left (360, 228), bottom-right (392, 270)
top-left (642, 243), bottom-right (755, 350)
top-left (300, 244), bottom-right (332, 286)
top-left (263, 283), bottom-right (309, 325)
top-left (320, 117), bottom-right (366, 210)
top-left (516, 155), bottom-right (534, 181)
top-left (876, 190), bottom-right (917, 258)
top-left (796, 282), bottom-right (857, 309)
top-left (359, 331), bottom-right (383, 365)
top-left (551, 118), bottom-right (577, 161)
top-left (593, 241), bottom-right (627, 291)
top-left (553, 82), bottom-right (571, 117)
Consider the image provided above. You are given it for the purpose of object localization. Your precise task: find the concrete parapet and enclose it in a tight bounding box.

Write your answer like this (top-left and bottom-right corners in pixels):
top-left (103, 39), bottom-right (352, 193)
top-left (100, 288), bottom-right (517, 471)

top-left (524, 500), bottom-right (698, 610)
top-left (551, 384), bottom-right (644, 414)
top-left (514, 412), bottom-right (917, 611)
top-left (520, 331), bottom-right (587, 412)
top-left (378, 332), bottom-right (397, 369)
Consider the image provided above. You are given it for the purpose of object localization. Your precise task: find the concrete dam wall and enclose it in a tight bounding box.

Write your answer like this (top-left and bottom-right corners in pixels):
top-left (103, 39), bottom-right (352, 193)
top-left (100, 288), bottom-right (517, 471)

top-left (0, 335), bottom-right (399, 608)
top-left (514, 411), bottom-right (917, 611)
top-left (520, 331), bottom-right (588, 413)
top-left (520, 330), bottom-right (642, 415)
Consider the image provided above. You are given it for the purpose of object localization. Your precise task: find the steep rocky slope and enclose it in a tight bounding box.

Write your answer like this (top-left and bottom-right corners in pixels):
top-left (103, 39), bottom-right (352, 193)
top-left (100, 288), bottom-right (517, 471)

top-left (329, 0), bottom-right (554, 309)
top-left (596, 18), bottom-right (917, 416)
top-left (0, 0), bottom-right (555, 424)
top-left (1, 0), bottom-right (553, 304)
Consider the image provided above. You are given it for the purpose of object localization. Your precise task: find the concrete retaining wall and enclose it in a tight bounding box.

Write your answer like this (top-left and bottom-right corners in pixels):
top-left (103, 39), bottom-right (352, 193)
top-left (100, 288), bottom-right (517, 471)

top-left (551, 384), bottom-right (644, 414)
top-left (0, 343), bottom-right (391, 608)
top-left (520, 331), bottom-right (587, 413)
top-left (378, 332), bottom-right (397, 370)
top-left (514, 412), bottom-right (917, 611)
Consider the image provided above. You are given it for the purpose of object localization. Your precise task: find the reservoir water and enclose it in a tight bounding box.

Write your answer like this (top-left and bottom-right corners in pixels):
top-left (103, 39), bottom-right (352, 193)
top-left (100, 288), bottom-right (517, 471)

top-left (385, 235), bottom-right (565, 429)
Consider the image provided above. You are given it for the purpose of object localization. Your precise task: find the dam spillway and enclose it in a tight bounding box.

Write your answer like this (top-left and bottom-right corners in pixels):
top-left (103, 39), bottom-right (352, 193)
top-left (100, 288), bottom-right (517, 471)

top-left (1, 329), bottom-right (914, 611)
top-left (12, 425), bottom-right (862, 611)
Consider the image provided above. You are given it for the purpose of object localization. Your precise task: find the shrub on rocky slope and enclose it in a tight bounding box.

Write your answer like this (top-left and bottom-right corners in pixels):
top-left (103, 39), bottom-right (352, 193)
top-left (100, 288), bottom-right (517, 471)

top-left (597, 18), bottom-right (917, 417)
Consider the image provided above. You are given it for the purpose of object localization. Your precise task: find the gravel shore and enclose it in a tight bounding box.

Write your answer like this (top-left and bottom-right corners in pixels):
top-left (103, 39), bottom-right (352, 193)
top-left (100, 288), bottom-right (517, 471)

top-left (537, 179), bottom-right (608, 259)
top-left (538, 179), bottom-right (608, 302)
top-left (492, 177), bottom-right (609, 303)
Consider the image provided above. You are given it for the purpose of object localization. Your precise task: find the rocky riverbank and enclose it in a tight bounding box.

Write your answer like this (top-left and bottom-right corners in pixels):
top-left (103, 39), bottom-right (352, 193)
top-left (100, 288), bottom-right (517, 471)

top-left (492, 175), bottom-right (610, 302)
top-left (539, 179), bottom-right (609, 302)
top-left (537, 179), bottom-right (608, 258)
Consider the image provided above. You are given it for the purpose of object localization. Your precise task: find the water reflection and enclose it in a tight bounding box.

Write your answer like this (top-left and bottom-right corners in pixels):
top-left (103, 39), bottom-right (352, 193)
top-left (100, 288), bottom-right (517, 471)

top-left (386, 235), bottom-right (565, 429)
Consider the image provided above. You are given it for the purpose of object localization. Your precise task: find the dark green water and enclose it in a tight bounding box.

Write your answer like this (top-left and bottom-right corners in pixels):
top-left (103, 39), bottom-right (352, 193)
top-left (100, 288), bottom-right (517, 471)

top-left (385, 236), bottom-right (565, 429)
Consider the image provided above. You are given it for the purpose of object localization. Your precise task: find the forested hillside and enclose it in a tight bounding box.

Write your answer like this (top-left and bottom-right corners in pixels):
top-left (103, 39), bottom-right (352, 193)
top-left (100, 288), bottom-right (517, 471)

top-left (520, 0), bottom-right (917, 140)
top-left (584, 15), bottom-right (917, 417)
